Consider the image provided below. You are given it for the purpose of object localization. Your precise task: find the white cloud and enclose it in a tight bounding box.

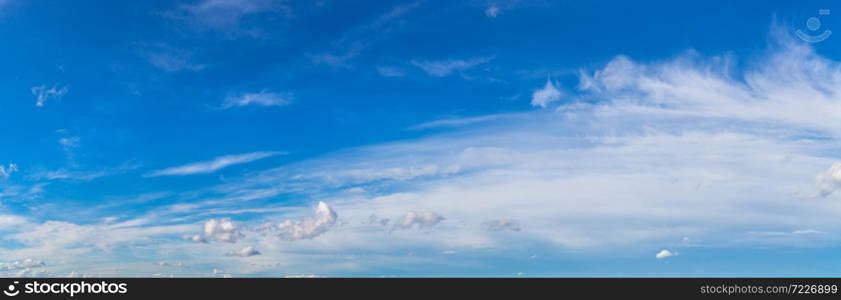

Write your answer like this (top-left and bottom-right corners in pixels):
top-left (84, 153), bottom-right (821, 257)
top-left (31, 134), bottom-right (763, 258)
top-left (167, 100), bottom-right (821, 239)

top-left (58, 136), bottom-right (80, 150)
top-left (260, 202), bottom-right (338, 241)
top-left (29, 167), bottom-right (134, 182)
top-left (163, 0), bottom-right (288, 36)
top-left (0, 214), bottom-right (27, 227)
top-left (30, 85), bottom-right (68, 107)
top-left (201, 218), bottom-right (243, 243)
top-left (409, 113), bottom-right (523, 130)
top-left (485, 5), bottom-right (500, 17)
top-left (136, 42), bottom-right (206, 72)
top-left (816, 162), bottom-right (841, 197)
top-left (411, 57), bottom-right (492, 77)
top-left (225, 246), bottom-right (261, 257)
top-left (394, 211), bottom-right (444, 230)
top-left (146, 50), bottom-right (205, 72)
top-left (222, 91), bottom-right (292, 109)
top-left (5, 29), bottom-right (841, 276)
top-left (146, 151), bottom-right (282, 177)
top-left (530, 78), bottom-right (562, 108)
top-left (655, 250), bottom-right (677, 259)
top-left (484, 218), bottom-right (520, 232)
top-left (376, 66), bottom-right (405, 77)
top-left (0, 163), bottom-right (17, 180)
top-left (0, 259), bottom-right (44, 271)
top-left (310, 2), bottom-right (422, 68)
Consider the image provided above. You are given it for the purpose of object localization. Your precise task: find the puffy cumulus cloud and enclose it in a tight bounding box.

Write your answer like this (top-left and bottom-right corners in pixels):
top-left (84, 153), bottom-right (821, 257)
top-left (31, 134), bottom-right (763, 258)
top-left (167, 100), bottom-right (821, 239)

top-left (0, 163), bottom-right (18, 180)
top-left (222, 90), bottom-right (292, 109)
top-left (411, 57), bottom-right (492, 77)
top-left (201, 218), bottom-right (244, 243)
top-left (0, 259), bottom-right (44, 271)
top-left (816, 162), bottom-right (841, 197)
top-left (225, 246), bottom-right (261, 257)
top-left (394, 211), bottom-right (444, 230)
top-left (655, 250), bottom-right (677, 259)
top-left (31, 85), bottom-right (68, 107)
top-left (530, 77), bottom-right (561, 108)
top-left (146, 151), bottom-right (283, 177)
top-left (260, 202), bottom-right (338, 241)
top-left (483, 218), bottom-right (521, 232)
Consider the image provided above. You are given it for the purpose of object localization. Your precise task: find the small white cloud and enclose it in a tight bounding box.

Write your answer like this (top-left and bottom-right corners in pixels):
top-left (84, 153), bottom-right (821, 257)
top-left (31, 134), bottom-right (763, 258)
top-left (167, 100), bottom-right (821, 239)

top-left (145, 51), bottom-right (206, 72)
top-left (411, 57), bottom-right (492, 77)
top-left (185, 234), bottom-right (207, 243)
top-left (31, 85), bottom-right (68, 107)
top-left (260, 202), bottom-right (338, 241)
top-left (58, 136), bottom-right (80, 150)
top-left (817, 162), bottom-right (841, 197)
top-left (655, 249), bottom-right (677, 259)
top-left (484, 218), bottom-right (521, 232)
top-left (485, 5), bottom-right (500, 17)
top-left (376, 66), bottom-right (405, 77)
top-left (793, 229), bottom-right (822, 235)
top-left (284, 274), bottom-right (323, 278)
top-left (136, 43), bottom-right (206, 73)
top-left (225, 246), bottom-right (261, 257)
top-left (0, 163), bottom-right (18, 180)
top-left (146, 151), bottom-right (282, 177)
top-left (200, 218), bottom-right (243, 243)
top-left (222, 90), bottom-right (292, 109)
top-left (394, 211), bottom-right (444, 230)
top-left (749, 229), bottom-right (824, 236)
top-left (0, 259), bottom-right (45, 271)
top-left (530, 78), bottom-right (562, 108)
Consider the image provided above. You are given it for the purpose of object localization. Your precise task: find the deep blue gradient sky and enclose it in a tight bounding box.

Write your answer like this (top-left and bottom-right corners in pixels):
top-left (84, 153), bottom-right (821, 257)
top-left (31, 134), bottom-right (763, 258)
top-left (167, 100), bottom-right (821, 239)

top-left (2, 0), bottom-right (841, 277)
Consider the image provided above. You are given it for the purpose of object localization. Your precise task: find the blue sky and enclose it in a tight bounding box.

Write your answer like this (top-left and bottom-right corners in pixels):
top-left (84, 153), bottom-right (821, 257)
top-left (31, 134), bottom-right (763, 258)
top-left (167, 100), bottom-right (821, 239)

top-left (2, 0), bottom-right (841, 277)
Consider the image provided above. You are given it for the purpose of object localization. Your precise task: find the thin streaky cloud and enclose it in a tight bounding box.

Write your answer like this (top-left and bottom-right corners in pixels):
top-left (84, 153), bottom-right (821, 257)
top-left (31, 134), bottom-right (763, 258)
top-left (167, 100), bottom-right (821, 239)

top-left (146, 151), bottom-right (284, 177)
top-left (411, 57), bottom-right (493, 77)
top-left (222, 90), bottom-right (293, 109)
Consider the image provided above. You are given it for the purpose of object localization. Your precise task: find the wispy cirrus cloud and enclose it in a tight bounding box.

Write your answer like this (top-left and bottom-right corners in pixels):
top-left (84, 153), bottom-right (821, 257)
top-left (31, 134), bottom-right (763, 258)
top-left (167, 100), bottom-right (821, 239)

top-left (146, 151), bottom-right (284, 177)
top-left (163, 0), bottom-right (289, 37)
top-left (0, 163), bottom-right (18, 180)
top-left (6, 29), bottom-right (841, 277)
top-left (137, 43), bottom-right (206, 72)
top-left (376, 66), bottom-right (406, 77)
top-left (30, 85), bottom-right (68, 107)
top-left (222, 90), bottom-right (292, 109)
top-left (411, 57), bottom-right (493, 77)
top-left (310, 1), bottom-right (422, 67)
top-left (28, 164), bottom-right (139, 182)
